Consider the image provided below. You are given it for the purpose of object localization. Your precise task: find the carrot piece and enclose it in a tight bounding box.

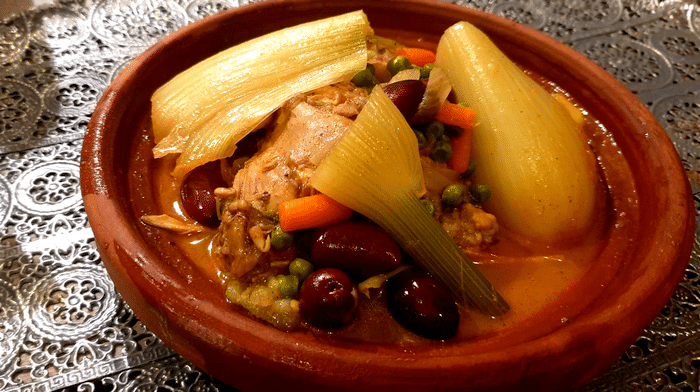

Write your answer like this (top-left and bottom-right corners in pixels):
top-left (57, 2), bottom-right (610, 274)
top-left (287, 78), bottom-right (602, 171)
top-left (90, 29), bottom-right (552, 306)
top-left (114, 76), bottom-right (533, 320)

top-left (396, 47), bottom-right (436, 67)
top-left (436, 101), bottom-right (476, 174)
top-left (279, 193), bottom-right (354, 232)
top-left (435, 101), bottom-right (476, 130)
top-left (447, 128), bottom-right (473, 173)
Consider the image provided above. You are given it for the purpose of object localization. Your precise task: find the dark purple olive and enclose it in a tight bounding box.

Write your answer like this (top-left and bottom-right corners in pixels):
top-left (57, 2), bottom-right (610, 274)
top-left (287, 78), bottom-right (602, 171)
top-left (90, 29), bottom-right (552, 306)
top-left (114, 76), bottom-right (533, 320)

top-left (180, 164), bottom-right (226, 227)
top-left (299, 268), bottom-right (359, 329)
top-left (385, 268), bottom-right (460, 340)
top-left (382, 80), bottom-right (426, 121)
top-left (311, 221), bottom-right (402, 281)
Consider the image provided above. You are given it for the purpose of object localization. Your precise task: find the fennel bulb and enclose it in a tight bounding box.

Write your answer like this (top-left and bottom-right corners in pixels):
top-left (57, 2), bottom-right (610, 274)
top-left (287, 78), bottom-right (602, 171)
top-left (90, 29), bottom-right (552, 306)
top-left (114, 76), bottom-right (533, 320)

top-left (436, 21), bottom-right (600, 243)
top-left (310, 88), bottom-right (508, 316)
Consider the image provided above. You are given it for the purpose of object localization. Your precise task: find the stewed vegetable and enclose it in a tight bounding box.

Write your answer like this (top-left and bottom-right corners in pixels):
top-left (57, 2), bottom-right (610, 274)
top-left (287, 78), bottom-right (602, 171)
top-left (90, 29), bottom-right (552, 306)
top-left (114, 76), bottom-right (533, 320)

top-left (289, 258), bottom-right (315, 282)
top-left (386, 55), bottom-right (412, 75)
top-left (143, 13), bottom-right (616, 343)
top-left (442, 184), bottom-right (466, 207)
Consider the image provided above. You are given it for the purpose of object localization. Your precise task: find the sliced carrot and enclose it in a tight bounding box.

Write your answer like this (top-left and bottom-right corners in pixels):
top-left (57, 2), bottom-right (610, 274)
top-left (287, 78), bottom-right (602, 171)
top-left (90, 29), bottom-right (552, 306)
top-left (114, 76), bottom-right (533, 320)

top-left (435, 101), bottom-right (476, 174)
top-left (435, 101), bottom-right (476, 130)
top-left (447, 128), bottom-right (473, 173)
top-left (396, 47), bottom-right (436, 67)
top-left (279, 193), bottom-right (354, 232)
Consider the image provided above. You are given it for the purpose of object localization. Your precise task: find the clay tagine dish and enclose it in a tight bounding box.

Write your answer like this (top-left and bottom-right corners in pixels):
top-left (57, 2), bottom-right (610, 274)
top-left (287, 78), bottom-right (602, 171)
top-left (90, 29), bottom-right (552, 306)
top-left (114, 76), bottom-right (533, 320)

top-left (81, 0), bottom-right (695, 391)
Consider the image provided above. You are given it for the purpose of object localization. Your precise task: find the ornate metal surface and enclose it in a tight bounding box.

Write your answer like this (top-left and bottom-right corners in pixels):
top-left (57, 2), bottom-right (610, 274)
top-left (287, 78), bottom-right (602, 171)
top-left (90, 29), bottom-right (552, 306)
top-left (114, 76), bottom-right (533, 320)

top-left (0, 0), bottom-right (698, 391)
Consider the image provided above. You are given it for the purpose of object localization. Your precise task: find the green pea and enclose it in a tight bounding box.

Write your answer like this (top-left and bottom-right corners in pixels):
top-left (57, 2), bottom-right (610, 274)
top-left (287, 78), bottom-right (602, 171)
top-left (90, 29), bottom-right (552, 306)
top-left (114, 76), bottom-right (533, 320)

top-left (442, 184), bottom-right (466, 207)
top-left (351, 68), bottom-right (376, 87)
top-left (420, 199), bottom-right (436, 216)
top-left (469, 184), bottom-right (492, 204)
top-left (278, 274), bottom-right (300, 299)
top-left (413, 129), bottom-right (427, 149)
top-left (424, 121), bottom-right (445, 140)
top-left (420, 63), bottom-right (434, 79)
top-left (366, 63), bottom-right (376, 75)
top-left (270, 226), bottom-right (294, 250)
top-left (430, 140), bottom-right (452, 163)
top-left (387, 55), bottom-right (412, 76)
top-left (289, 258), bottom-right (314, 282)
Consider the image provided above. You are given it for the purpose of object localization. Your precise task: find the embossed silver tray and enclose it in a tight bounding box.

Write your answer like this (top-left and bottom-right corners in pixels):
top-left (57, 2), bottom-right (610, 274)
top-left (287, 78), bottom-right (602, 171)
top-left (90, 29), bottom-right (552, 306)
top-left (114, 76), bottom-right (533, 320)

top-left (1, 1), bottom-right (699, 391)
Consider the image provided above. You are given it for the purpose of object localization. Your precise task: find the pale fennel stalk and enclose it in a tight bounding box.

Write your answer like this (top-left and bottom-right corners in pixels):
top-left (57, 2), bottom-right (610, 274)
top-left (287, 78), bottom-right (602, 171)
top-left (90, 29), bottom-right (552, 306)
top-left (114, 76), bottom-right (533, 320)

top-left (151, 11), bottom-right (373, 178)
top-left (310, 88), bottom-right (509, 316)
top-left (436, 22), bottom-right (600, 243)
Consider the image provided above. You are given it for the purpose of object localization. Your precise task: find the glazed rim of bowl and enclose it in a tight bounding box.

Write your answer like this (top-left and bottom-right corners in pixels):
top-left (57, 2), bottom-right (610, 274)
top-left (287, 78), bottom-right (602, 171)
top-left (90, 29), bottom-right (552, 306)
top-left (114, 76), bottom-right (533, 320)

top-left (80, 0), bottom-right (695, 390)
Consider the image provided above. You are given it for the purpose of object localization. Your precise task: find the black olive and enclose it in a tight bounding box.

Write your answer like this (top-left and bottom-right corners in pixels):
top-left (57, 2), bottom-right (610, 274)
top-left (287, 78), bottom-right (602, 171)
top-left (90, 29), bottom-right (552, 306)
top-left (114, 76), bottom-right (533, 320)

top-left (299, 268), bottom-right (359, 329)
top-left (385, 268), bottom-right (460, 340)
top-left (180, 163), bottom-right (226, 227)
top-left (383, 80), bottom-right (426, 121)
top-left (311, 221), bottom-right (402, 281)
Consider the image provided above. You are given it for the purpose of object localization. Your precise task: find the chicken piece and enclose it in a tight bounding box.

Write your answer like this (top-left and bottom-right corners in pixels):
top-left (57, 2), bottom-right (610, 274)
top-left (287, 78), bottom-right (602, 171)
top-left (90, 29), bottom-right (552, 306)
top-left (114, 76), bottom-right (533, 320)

top-left (367, 47), bottom-right (395, 82)
top-left (230, 82), bottom-right (367, 214)
top-left (419, 156), bottom-right (498, 249)
top-left (215, 82), bottom-right (368, 277)
top-left (216, 202), bottom-right (263, 277)
top-left (441, 203), bottom-right (499, 248)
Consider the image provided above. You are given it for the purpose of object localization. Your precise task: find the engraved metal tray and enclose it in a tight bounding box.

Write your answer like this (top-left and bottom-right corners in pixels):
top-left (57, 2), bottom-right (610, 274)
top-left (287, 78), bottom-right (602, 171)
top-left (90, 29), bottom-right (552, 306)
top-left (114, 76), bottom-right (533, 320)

top-left (1, 1), bottom-right (699, 391)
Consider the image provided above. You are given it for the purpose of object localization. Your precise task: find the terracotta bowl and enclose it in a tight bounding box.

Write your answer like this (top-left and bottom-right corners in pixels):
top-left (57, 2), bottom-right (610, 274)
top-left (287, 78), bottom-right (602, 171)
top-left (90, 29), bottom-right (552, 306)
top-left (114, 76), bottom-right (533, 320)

top-left (80, 0), bottom-right (695, 391)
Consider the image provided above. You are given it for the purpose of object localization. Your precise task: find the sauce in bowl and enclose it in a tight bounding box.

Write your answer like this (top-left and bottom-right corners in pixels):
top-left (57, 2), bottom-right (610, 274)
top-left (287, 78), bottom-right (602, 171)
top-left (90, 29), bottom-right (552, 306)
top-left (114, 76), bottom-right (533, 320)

top-left (136, 63), bottom-right (637, 346)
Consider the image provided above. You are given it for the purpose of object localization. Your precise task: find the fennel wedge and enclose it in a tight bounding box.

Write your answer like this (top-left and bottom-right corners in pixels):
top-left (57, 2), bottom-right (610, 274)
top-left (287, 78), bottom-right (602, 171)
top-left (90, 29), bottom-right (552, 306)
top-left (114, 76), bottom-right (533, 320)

top-left (310, 88), bottom-right (509, 317)
top-left (436, 22), bottom-right (600, 243)
top-left (151, 11), bottom-right (372, 178)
